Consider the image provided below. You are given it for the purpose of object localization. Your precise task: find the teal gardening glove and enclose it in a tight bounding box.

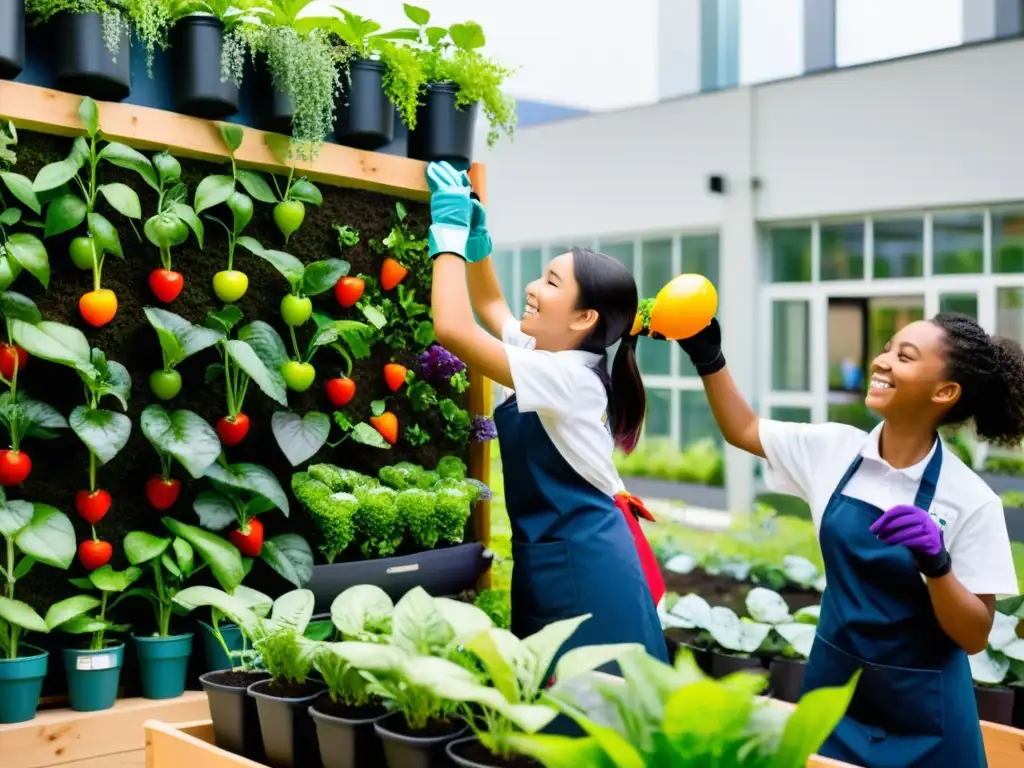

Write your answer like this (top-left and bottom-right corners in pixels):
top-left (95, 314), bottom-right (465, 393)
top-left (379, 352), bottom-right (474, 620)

top-left (425, 161), bottom-right (473, 259)
top-left (465, 195), bottom-right (493, 264)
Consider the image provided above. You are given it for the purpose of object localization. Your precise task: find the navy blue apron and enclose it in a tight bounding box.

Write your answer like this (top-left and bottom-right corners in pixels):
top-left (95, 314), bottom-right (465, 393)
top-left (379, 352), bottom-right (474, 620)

top-left (492, 393), bottom-right (668, 669)
top-left (800, 443), bottom-right (987, 768)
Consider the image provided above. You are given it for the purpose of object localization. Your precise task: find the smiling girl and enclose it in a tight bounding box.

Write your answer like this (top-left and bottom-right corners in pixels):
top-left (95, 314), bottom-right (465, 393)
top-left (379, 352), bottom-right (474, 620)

top-left (660, 311), bottom-right (1022, 767)
top-left (424, 161), bottom-right (667, 665)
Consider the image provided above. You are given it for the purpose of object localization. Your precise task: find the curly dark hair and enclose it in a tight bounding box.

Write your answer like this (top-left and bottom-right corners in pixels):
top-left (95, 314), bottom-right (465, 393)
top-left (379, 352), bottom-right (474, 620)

top-left (931, 312), bottom-right (1024, 446)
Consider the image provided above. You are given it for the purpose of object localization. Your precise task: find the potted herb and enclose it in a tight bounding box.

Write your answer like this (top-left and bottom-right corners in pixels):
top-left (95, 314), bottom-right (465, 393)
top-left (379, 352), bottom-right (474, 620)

top-left (54, 564), bottom-right (141, 712)
top-left (25, 0), bottom-right (137, 101)
top-left (0, 496), bottom-right (77, 723)
top-left (0, 0), bottom-right (25, 80)
top-left (743, 587), bottom-right (819, 703)
top-left (968, 607), bottom-right (1024, 725)
top-left (164, 0), bottom-right (265, 119)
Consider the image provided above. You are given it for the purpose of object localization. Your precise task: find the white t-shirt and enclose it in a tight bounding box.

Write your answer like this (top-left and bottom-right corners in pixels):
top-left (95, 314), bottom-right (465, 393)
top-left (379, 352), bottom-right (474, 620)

top-left (759, 419), bottom-right (1019, 596)
top-left (501, 319), bottom-right (627, 498)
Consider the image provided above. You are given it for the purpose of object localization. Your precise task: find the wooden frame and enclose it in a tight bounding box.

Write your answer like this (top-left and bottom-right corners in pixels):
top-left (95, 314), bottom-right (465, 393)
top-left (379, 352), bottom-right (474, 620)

top-left (0, 694), bottom-right (210, 768)
top-left (0, 79), bottom-right (494, 560)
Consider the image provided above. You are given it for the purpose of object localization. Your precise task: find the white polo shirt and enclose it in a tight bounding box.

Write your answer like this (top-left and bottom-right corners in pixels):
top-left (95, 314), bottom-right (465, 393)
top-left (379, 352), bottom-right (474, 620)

top-left (759, 419), bottom-right (1019, 596)
top-left (501, 319), bottom-right (626, 498)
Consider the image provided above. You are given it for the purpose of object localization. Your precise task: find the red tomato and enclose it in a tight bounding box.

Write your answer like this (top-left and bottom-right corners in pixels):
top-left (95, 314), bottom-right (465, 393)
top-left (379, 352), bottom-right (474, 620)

top-left (79, 540), bottom-right (113, 571)
top-left (144, 476), bottom-right (181, 510)
top-left (75, 489), bottom-right (112, 525)
top-left (0, 344), bottom-right (28, 380)
top-left (229, 517), bottom-right (264, 557)
top-left (325, 377), bottom-right (356, 408)
top-left (149, 269), bottom-right (185, 303)
top-left (383, 363), bottom-right (407, 392)
top-left (333, 276), bottom-right (365, 308)
top-left (217, 413), bottom-right (251, 447)
top-left (0, 449), bottom-right (31, 486)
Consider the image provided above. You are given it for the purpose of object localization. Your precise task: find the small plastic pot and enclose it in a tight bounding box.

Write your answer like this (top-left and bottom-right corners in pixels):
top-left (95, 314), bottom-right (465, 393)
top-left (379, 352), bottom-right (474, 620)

top-left (200, 669), bottom-right (270, 762)
top-left (308, 695), bottom-right (387, 768)
top-left (0, 0), bottom-right (25, 81)
top-left (248, 677), bottom-right (326, 768)
top-left (63, 643), bottom-right (124, 712)
top-left (335, 59), bottom-right (394, 150)
top-left (768, 657), bottom-right (806, 703)
top-left (198, 620), bottom-right (243, 673)
top-left (133, 633), bottom-right (193, 700)
top-left (447, 735), bottom-right (544, 768)
top-left (0, 645), bottom-right (48, 724)
top-left (50, 12), bottom-right (131, 102)
top-left (168, 14), bottom-right (240, 119)
top-left (374, 711), bottom-right (468, 768)
top-left (974, 683), bottom-right (1015, 725)
top-left (406, 82), bottom-right (478, 168)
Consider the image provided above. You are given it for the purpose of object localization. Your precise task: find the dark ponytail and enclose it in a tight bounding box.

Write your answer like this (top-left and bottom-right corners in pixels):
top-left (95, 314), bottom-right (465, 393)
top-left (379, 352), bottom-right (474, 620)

top-left (569, 248), bottom-right (647, 453)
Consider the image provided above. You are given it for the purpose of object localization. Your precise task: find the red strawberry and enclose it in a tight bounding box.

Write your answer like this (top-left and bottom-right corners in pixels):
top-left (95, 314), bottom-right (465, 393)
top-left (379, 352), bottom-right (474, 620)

top-left (75, 489), bottom-right (111, 525)
top-left (383, 363), bottom-right (407, 393)
top-left (0, 449), bottom-right (31, 486)
top-left (325, 377), bottom-right (355, 408)
top-left (229, 518), bottom-right (264, 557)
top-left (144, 476), bottom-right (181, 510)
top-left (333, 276), bottom-right (365, 308)
top-left (79, 540), bottom-right (112, 572)
top-left (370, 412), bottom-right (398, 445)
top-left (217, 413), bottom-right (250, 447)
top-left (0, 343), bottom-right (28, 380)
top-left (380, 258), bottom-right (407, 291)
top-left (148, 269), bottom-right (184, 303)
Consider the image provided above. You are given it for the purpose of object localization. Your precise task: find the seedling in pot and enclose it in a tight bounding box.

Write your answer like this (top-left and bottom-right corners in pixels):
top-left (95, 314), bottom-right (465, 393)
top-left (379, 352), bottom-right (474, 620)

top-left (55, 565), bottom-right (140, 650)
top-left (32, 97), bottom-right (152, 327)
top-left (140, 404), bottom-right (222, 511)
top-left (203, 306), bottom-right (289, 447)
top-left (0, 494), bottom-right (77, 659)
top-left (144, 152), bottom-right (204, 303)
top-left (144, 307), bottom-right (222, 401)
top-left (0, 121), bottom-right (52, 296)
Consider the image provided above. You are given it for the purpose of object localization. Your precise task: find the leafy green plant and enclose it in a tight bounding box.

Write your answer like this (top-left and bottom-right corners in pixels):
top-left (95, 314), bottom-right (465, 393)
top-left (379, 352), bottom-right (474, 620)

top-left (144, 308), bottom-right (222, 401)
top-left (139, 404), bottom-right (221, 511)
top-left (290, 471), bottom-right (358, 563)
top-left (0, 494), bottom-right (78, 658)
top-left (57, 564), bottom-right (141, 651)
top-left (0, 121), bottom-right (50, 294)
top-left (123, 529), bottom-right (204, 636)
top-left (968, 606), bottom-right (1024, 687)
top-left (143, 152), bottom-right (203, 304)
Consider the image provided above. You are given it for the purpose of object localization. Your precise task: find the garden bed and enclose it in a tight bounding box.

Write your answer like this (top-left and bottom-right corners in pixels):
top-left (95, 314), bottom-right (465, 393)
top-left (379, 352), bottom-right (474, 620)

top-left (660, 565), bottom-right (822, 615)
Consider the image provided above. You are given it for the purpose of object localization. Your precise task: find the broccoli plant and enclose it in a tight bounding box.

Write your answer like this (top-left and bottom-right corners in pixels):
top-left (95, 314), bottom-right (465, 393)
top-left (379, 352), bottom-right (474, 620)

top-left (353, 485), bottom-right (403, 558)
top-left (291, 471), bottom-right (359, 563)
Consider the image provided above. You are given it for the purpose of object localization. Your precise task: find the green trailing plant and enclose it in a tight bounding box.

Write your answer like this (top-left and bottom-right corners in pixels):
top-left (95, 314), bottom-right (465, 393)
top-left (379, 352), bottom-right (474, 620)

top-left (0, 122), bottom-right (51, 294)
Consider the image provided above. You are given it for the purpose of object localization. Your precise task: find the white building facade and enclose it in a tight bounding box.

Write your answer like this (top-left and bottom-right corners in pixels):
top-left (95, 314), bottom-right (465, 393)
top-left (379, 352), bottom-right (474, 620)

top-left (481, 0), bottom-right (1024, 511)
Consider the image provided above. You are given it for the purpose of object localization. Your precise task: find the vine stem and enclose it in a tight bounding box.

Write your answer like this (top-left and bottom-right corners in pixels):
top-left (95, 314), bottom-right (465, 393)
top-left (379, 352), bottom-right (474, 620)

top-left (160, 246), bottom-right (172, 271)
top-left (88, 451), bottom-right (96, 493)
top-left (332, 344), bottom-right (353, 378)
top-left (288, 324), bottom-right (301, 361)
top-left (223, 355), bottom-right (237, 417)
top-left (94, 592), bottom-right (107, 651)
top-left (90, 239), bottom-right (101, 292)
top-left (160, 453), bottom-right (172, 482)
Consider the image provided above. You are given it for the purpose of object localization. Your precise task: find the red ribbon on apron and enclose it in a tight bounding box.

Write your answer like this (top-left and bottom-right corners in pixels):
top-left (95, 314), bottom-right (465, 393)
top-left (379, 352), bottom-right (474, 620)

top-left (614, 491), bottom-right (666, 609)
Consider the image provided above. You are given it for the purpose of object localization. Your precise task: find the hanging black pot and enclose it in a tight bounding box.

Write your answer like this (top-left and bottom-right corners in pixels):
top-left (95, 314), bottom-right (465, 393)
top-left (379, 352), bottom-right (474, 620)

top-left (308, 696), bottom-right (387, 768)
top-left (768, 657), bottom-right (806, 703)
top-left (0, 0), bottom-right (25, 81)
top-left (168, 14), bottom-right (240, 119)
top-left (447, 736), bottom-right (543, 768)
top-left (248, 677), bottom-right (326, 768)
top-left (50, 12), bottom-right (131, 101)
top-left (334, 59), bottom-right (394, 151)
top-left (974, 683), bottom-right (1015, 725)
top-left (255, 54), bottom-right (293, 135)
top-left (199, 670), bottom-right (270, 762)
top-left (407, 82), bottom-right (478, 167)
top-left (374, 711), bottom-right (468, 768)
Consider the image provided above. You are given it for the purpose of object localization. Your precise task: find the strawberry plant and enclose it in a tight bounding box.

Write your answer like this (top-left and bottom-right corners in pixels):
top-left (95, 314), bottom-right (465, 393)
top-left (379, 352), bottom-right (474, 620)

top-left (139, 405), bottom-right (222, 511)
top-left (31, 97), bottom-right (153, 327)
top-left (143, 151), bottom-right (204, 303)
top-left (144, 307), bottom-right (222, 401)
top-left (0, 121), bottom-right (51, 294)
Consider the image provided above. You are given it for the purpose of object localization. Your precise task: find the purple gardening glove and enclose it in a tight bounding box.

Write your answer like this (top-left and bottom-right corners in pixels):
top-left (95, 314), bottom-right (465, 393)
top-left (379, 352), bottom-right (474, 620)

top-left (869, 504), bottom-right (951, 578)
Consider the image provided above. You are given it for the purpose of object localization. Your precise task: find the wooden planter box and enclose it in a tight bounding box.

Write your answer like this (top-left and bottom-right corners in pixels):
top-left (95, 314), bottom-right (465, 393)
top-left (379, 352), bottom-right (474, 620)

top-left (0, 693), bottom-right (209, 768)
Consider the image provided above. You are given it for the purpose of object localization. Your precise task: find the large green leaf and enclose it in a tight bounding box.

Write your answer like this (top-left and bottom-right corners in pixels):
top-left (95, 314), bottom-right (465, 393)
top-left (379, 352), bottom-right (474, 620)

top-left (44, 595), bottom-right (101, 630)
top-left (237, 321), bottom-right (288, 390)
top-left (32, 159), bottom-right (79, 193)
top-left (504, 734), bottom-right (615, 768)
top-left (774, 669), bottom-right (861, 767)
top-left (226, 339), bottom-right (287, 406)
top-left (271, 410), bottom-right (330, 467)
top-left (70, 406), bottom-right (131, 465)
top-left (88, 564), bottom-right (143, 593)
top-left (193, 490), bottom-right (239, 531)
top-left (144, 307), bottom-right (221, 364)
top-left (254, 248), bottom-right (304, 284)
top-left (5, 233), bottom-right (49, 288)
top-left (87, 212), bottom-right (122, 259)
top-left (93, 359), bottom-right (131, 411)
top-left (43, 193), bottom-right (86, 237)
top-left (162, 517), bottom-right (245, 592)
top-left (140, 405), bottom-right (221, 478)
top-left (124, 531), bottom-right (172, 565)
top-left (14, 503), bottom-right (75, 569)
top-left (260, 534), bottom-right (314, 587)
top-left (98, 183), bottom-right (142, 219)
top-left (302, 258), bottom-right (349, 296)
top-left (194, 174), bottom-right (235, 214)
top-left (204, 462), bottom-right (288, 515)
top-left (235, 170), bottom-right (277, 204)
top-left (0, 596), bottom-right (48, 633)
top-left (172, 585), bottom-right (260, 633)
top-left (0, 172), bottom-right (41, 214)
top-left (11, 319), bottom-right (92, 368)
top-left (98, 142), bottom-right (158, 190)
top-left (0, 291), bottom-right (42, 324)
top-left (0, 497), bottom-right (33, 538)
top-left (1, 395), bottom-right (71, 440)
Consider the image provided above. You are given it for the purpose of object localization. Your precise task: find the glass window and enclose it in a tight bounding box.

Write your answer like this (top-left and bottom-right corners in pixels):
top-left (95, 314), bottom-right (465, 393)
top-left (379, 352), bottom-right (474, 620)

top-left (771, 300), bottom-right (810, 392)
top-left (868, 295), bottom-right (924, 357)
top-left (769, 227), bottom-right (812, 282)
top-left (827, 300), bottom-right (866, 392)
top-left (769, 407), bottom-right (811, 423)
top-left (600, 241), bottom-right (635, 273)
top-left (638, 239), bottom-right (673, 376)
top-left (992, 209), bottom-right (1024, 274)
top-left (873, 218), bottom-right (923, 278)
top-left (492, 249), bottom-right (515, 304)
top-left (681, 234), bottom-right (720, 286)
top-left (820, 222), bottom-right (864, 281)
top-left (679, 391), bottom-right (722, 447)
top-left (939, 293), bottom-right (978, 319)
top-left (519, 248), bottom-right (543, 288)
top-left (933, 212), bottom-right (983, 275)
top-left (997, 288), bottom-right (1024, 346)
top-left (644, 387), bottom-right (672, 438)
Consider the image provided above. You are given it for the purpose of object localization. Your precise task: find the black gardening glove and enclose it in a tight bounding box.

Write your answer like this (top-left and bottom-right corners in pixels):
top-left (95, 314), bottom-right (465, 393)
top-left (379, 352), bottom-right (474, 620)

top-left (673, 318), bottom-right (725, 377)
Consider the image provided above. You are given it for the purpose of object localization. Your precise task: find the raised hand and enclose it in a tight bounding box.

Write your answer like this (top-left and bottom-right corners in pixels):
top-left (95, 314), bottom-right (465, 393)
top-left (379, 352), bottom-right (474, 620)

top-left (425, 161), bottom-right (473, 259)
top-left (870, 504), bottom-right (951, 577)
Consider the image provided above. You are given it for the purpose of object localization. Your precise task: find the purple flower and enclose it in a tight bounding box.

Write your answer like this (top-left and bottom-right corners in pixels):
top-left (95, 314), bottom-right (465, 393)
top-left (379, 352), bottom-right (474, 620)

top-left (419, 344), bottom-right (466, 385)
top-left (470, 416), bottom-right (498, 442)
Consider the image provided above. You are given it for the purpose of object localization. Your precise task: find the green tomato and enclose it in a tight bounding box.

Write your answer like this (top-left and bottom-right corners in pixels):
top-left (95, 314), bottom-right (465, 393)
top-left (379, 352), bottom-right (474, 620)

top-left (280, 294), bottom-right (312, 327)
top-left (213, 270), bottom-right (249, 303)
top-left (144, 212), bottom-right (189, 249)
top-left (69, 236), bottom-right (97, 271)
top-left (282, 361), bottom-right (316, 392)
top-left (149, 369), bottom-right (182, 401)
top-left (273, 200), bottom-right (305, 241)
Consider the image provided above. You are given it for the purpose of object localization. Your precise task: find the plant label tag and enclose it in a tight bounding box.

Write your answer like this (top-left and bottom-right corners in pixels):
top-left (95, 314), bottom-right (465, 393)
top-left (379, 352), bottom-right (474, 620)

top-left (77, 653), bottom-right (116, 671)
top-left (386, 564), bottom-right (419, 574)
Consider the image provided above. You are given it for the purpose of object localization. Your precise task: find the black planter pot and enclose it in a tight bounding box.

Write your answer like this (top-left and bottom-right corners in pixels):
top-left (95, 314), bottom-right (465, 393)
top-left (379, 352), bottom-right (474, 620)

top-left (308, 696), bottom-right (387, 768)
top-left (306, 542), bottom-right (493, 613)
top-left (200, 670), bottom-right (270, 762)
top-left (335, 59), bottom-right (394, 150)
top-left (768, 657), bottom-right (806, 703)
top-left (51, 12), bottom-right (131, 101)
top-left (375, 712), bottom-right (468, 768)
top-left (255, 56), bottom-right (294, 135)
top-left (168, 14), bottom-right (240, 119)
top-left (248, 678), bottom-right (327, 768)
top-left (1014, 684), bottom-right (1024, 728)
top-left (407, 82), bottom-right (478, 167)
top-left (974, 683), bottom-right (1015, 725)
top-left (708, 650), bottom-right (769, 693)
top-left (664, 629), bottom-right (712, 675)
top-left (447, 736), bottom-right (543, 768)
top-left (0, 0), bottom-right (25, 81)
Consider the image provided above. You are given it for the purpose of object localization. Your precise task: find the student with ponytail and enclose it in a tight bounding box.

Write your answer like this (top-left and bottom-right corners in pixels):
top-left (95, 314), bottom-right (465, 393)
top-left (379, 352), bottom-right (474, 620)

top-left (424, 161), bottom-right (667, 665)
